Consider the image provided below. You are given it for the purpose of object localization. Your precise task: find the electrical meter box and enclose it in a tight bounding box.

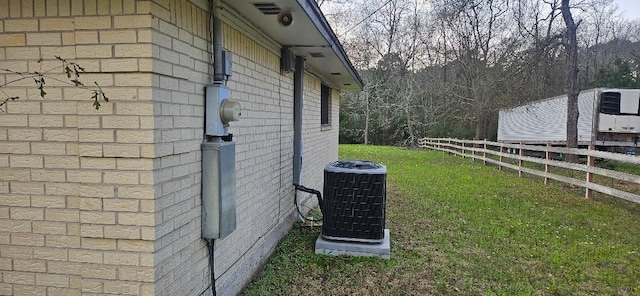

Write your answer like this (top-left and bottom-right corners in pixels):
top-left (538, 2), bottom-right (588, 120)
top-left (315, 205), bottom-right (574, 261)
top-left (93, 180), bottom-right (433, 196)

top-left (205, 84), bottom-right (241, 137)
top-left (201, 141), bottom-right (237, 239)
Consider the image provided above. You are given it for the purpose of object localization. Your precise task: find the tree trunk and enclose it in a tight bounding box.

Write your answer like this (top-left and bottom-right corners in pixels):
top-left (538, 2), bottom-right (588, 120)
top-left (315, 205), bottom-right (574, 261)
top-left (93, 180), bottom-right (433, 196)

top-left (475, 112), bottom-right (486, 141)
top-left (404, 103), bottom-right (415, 147)
top-left (561, 0), bottom-right (580, 163)
top-left (404, 78), bottom-right (416, 147)
top-left (364, 91), bottom-right (370, 145)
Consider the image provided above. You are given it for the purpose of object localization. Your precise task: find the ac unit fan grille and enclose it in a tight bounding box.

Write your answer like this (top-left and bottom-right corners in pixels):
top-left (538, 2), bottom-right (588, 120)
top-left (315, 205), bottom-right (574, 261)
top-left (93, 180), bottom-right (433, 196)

top-left (322, 162), bottom-right (386, 242)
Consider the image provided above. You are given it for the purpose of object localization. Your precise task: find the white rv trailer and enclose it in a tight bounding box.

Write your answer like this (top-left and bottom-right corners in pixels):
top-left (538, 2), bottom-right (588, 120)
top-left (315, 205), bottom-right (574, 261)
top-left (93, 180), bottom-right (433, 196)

top-left (497, 88), bottom-right (640, 147)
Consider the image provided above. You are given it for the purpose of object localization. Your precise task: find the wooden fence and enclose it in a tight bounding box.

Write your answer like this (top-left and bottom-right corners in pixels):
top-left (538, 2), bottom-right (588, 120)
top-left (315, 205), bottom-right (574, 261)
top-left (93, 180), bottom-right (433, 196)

top-left (417, 138), bottom-right (640, 204)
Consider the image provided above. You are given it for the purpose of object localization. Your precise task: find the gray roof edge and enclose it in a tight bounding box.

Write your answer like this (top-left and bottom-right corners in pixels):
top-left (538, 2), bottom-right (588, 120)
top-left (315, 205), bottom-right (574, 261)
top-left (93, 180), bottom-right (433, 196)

top-left (297, 0), bottom-right (364, 90)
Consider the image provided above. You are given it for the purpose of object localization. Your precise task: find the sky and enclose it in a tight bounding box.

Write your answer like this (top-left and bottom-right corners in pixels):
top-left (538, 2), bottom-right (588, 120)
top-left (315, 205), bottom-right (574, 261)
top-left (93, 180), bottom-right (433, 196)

top-left (614, 0), bottom-right (640, 20)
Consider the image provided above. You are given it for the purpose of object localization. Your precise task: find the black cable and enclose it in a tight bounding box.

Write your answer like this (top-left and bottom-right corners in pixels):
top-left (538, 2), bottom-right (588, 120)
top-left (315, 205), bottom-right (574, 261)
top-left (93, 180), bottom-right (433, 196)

top-left (339, 0), bottom-right (394, 37)
top-left (293, 184), bottom-right (323, 222)
top-left (206, 239), bottom-right (216, 296)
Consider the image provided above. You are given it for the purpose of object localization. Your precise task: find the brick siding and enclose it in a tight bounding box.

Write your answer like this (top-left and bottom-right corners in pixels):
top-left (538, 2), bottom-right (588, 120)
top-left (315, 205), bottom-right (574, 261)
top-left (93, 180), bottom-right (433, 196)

top-left (0, 1), bottom-right (341, 295)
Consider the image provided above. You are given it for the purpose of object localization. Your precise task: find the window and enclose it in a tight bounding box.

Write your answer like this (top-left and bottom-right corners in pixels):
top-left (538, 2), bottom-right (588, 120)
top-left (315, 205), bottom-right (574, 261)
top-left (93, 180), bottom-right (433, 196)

top-left (321, 84), bottom-right (331, 125)
top-left (599, 92), bottom-right (621, 115)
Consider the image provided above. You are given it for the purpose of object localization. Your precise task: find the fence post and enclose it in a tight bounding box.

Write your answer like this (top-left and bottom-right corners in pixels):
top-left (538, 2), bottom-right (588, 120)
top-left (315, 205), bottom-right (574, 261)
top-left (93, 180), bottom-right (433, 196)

top-left (472, 139), bottom-right (476, 162)
top-left (461, 140), bottom-right (466, 158)
top-left (483, 139), bottom-right (487, 165)
top-left (544, 142), bottom-right (551, 185)
top-left (499, 142), bottom-right (504, 171)
top-left (518, 142), bottom-right (524, 178)
top-left (585, 145), bottom-right (595, 199)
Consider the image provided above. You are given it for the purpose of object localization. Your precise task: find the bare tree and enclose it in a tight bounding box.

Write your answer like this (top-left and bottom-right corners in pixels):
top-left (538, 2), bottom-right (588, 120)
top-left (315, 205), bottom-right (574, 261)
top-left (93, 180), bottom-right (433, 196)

top-left (561, 0), bottom-right (580, 162)
top-left (322, 0), bottom-right (640, 146)
top-left (430, 0), bottom-right (517, 140)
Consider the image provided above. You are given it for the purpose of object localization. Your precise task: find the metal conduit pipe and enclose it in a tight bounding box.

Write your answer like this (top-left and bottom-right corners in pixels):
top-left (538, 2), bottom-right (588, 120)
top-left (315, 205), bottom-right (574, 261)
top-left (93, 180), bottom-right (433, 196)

top-left (293, 55), bottom-right (304, 185)
top-left (207, 2), bottom-right (221, 295)
top-left (292, 55), bottom-right (323, 222)
top-left (212, 0), bottom-right (224, 83)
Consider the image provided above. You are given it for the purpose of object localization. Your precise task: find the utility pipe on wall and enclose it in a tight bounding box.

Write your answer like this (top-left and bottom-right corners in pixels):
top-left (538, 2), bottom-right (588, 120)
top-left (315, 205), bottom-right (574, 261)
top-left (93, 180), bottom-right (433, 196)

top-left (292, 55), bottom-right (323, 221)
top-left (293, 55), bottom-right (304, 185)
top-left (204, 1), bottom-right (223, 295)
top-left (212, 1), bottom-right (224, 83)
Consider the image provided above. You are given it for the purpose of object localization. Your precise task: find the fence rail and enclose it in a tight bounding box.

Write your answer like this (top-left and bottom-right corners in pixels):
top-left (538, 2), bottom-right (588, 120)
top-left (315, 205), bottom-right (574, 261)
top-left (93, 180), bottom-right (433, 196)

top-left (417, 138), bottom-right (640, 204)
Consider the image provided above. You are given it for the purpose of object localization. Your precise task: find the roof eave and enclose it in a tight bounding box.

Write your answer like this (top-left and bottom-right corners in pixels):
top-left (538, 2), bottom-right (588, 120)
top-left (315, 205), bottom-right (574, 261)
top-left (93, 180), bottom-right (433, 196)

top-left (296, 0), bottom-right (364, 90)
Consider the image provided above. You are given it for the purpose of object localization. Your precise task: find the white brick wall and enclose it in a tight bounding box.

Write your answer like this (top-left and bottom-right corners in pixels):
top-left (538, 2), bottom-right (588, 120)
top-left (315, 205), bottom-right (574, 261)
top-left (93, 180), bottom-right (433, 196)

top-left (209, 23), bottom-right (340, 295)
top-left (1, 1), bottom-right (157, 295)
top-left (0, 1), bottom-right (342, 295)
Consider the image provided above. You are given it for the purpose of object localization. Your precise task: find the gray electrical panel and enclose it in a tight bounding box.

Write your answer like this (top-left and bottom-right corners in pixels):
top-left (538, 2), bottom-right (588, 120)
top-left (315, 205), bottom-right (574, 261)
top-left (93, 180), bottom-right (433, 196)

top-left (280, 48), bottom-right (295, 73)
top-left (222, 51), bottom-right (233, 77)
top-left (201, 141), bottom-right (237, 239)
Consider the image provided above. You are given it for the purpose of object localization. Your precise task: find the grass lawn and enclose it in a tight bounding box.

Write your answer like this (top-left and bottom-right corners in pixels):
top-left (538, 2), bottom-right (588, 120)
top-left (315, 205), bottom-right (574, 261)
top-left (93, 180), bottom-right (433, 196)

top-left (243, 145), bottom-right (640, 295)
